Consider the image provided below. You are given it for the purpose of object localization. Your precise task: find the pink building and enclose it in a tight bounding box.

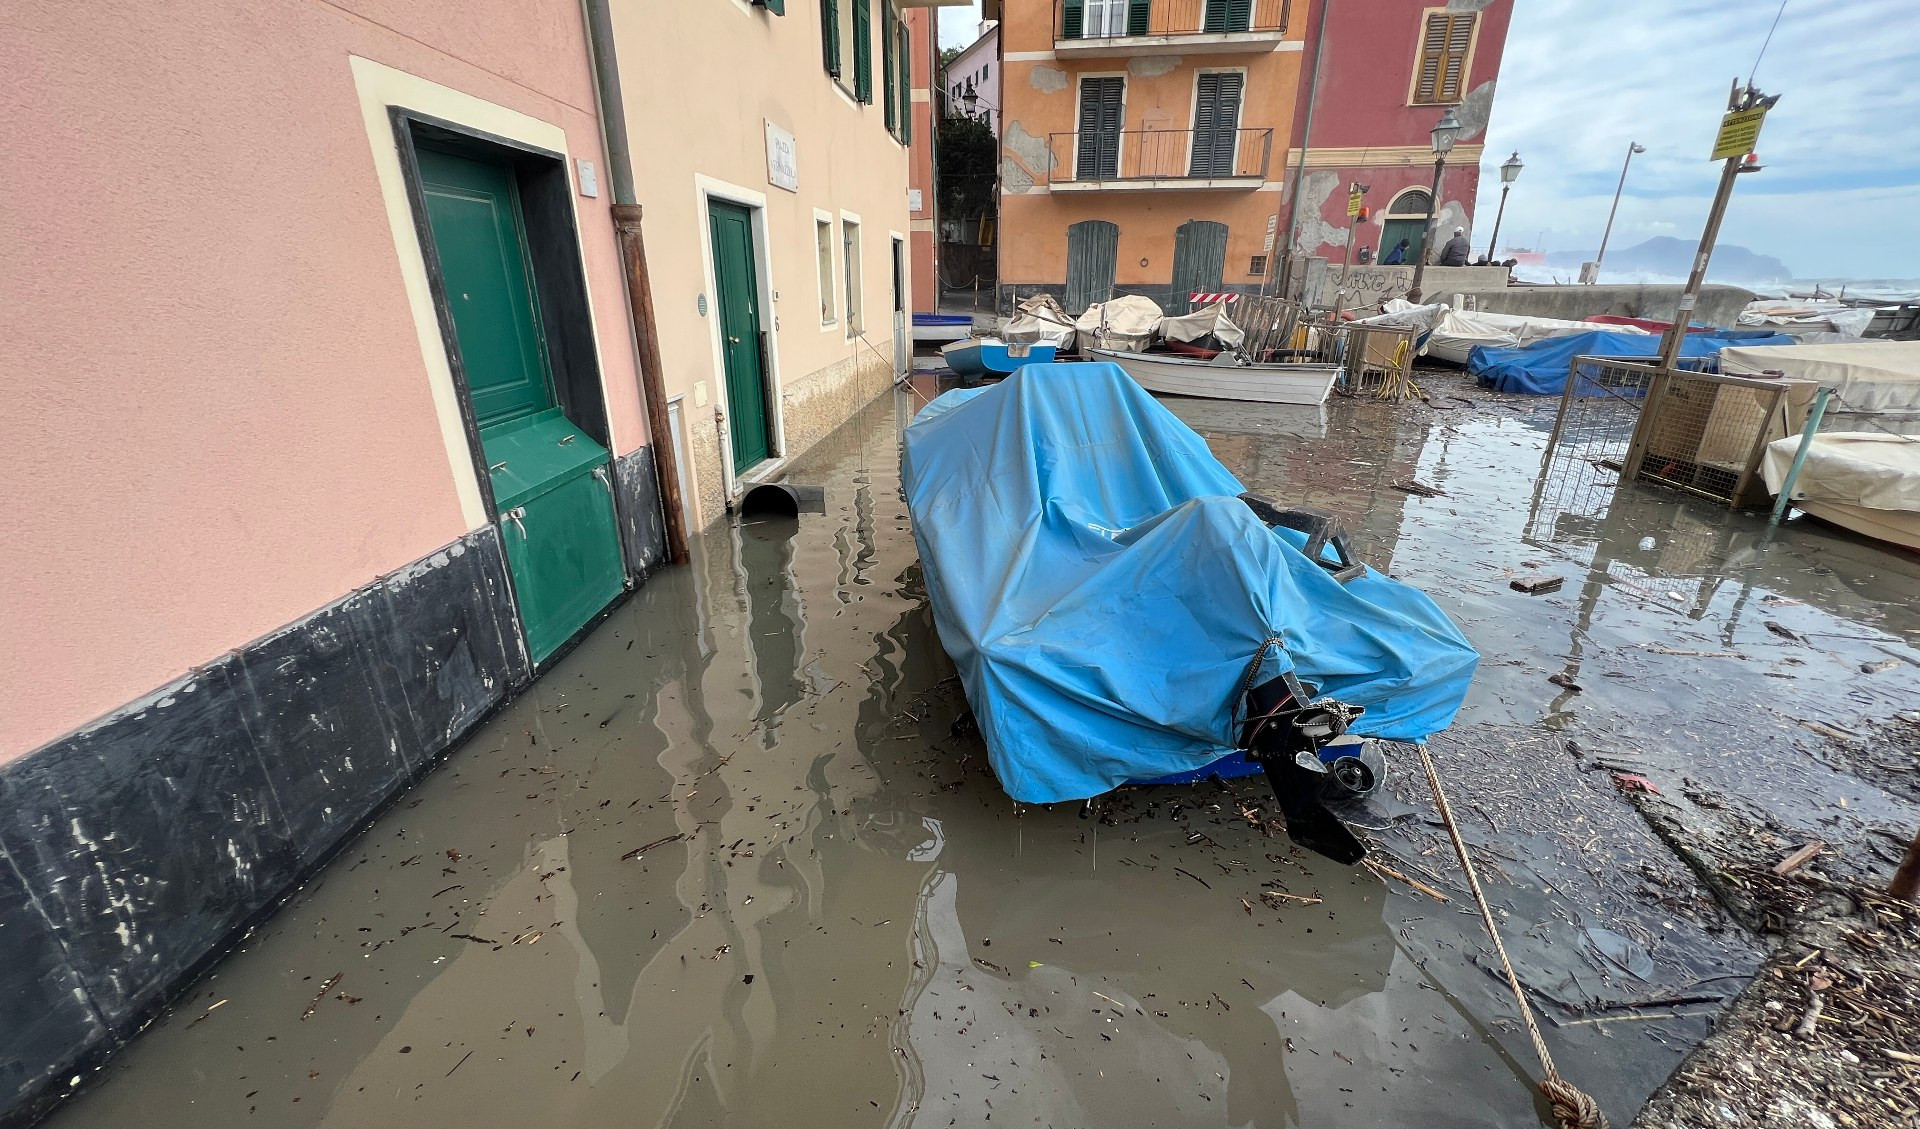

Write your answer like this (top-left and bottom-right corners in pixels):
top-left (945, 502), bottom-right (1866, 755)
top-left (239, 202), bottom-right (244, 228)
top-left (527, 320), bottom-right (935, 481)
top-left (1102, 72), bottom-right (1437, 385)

top-left (1, 0), bottom-right (944, 1121)
top-left (1284, 0), bottom-right (1514, 266)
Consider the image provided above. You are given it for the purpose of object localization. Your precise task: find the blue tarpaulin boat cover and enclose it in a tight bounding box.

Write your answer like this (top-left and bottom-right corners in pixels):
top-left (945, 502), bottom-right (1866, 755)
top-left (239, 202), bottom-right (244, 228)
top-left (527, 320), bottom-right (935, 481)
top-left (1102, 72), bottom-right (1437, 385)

top-left (1469, 329), bottom-right (1797, 395)
top-left (900, 363), bottom-right (1479, 803)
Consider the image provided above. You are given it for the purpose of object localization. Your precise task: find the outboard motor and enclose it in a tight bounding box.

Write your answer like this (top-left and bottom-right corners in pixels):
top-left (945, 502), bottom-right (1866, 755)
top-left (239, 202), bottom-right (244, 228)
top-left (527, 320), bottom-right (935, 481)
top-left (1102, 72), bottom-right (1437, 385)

top-left (1240, 670), bottom-right (1373, 864)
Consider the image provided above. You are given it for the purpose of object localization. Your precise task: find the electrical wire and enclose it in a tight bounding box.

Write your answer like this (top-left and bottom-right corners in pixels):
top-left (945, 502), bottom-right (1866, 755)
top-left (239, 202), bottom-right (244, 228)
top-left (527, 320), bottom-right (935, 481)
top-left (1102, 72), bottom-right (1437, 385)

top-left (1748, 0), bottom-right (1789, 88)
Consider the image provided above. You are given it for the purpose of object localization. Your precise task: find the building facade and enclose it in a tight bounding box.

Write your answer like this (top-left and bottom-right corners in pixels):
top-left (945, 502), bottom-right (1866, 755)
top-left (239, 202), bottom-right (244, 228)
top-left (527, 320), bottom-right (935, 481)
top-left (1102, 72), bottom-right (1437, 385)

top-left (0, 0), bottom-right (940, 1121)
top-left (944, 21), bottom-right (1002, 131)
top-left (1284, 0), bottom-right (1513, 268)
top-left (994, 0), bottom-right (1305, 315)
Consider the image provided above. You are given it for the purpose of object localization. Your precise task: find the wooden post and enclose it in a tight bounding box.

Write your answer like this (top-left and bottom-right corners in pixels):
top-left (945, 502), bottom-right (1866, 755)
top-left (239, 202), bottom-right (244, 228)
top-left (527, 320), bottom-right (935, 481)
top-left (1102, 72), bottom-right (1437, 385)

top-left (611, 204), bottom-right (691, 565)
top-left (1890, 827), bottom-right (1920, 903)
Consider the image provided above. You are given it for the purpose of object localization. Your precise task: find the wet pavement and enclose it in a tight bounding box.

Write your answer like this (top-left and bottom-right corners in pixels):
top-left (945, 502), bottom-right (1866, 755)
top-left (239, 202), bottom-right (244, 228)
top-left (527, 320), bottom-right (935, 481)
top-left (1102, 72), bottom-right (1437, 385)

top-left (44, 372), bottom-right (1920, 1128)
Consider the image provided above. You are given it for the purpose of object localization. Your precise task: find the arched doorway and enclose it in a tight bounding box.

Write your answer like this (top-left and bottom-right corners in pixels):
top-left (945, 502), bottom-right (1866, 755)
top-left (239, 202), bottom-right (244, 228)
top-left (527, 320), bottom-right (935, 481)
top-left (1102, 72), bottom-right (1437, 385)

top-left (1379, 188), bottom-right (1432, 266)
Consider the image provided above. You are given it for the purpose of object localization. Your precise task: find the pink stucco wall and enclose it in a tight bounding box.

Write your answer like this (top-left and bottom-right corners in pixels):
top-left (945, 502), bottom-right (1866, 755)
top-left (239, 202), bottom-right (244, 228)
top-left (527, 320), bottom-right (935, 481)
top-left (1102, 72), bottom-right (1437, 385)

top-left (1289, 0), bottom-right (1512, 150)
top-left (0, 0), bottom-right (644, 758)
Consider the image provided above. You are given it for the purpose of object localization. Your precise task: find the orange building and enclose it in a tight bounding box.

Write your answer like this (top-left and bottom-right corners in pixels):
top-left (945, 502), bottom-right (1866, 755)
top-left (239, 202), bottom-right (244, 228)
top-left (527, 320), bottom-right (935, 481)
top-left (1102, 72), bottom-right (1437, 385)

top-left (992, 0), bottom-right (1305, 314)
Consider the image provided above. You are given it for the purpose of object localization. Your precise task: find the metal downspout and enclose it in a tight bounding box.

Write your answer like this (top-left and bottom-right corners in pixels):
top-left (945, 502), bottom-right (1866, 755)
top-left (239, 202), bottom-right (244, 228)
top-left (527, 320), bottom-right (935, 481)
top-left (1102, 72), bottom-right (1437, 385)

top-left (583, 0), bottom-right (692, 564)
top-left (1276, 0), bottom-right (1332, 300)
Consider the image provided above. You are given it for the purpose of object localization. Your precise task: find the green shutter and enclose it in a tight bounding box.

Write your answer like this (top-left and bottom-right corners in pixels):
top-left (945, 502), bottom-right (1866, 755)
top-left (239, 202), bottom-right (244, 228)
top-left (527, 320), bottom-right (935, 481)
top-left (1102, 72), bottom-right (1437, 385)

top-left (762, 0), bottom-right (784, 14)
top-left (1061, 0), bottom-right (1084, 38)
top-left (853, 0), bottom-right (873, 102)
top-left (898, 20), bottom-right (912, 143)
top-left (1128, 0), bottom-right (1150, 35)
top-left (882, 4), bottom-right (897, 132)
top-left (821, 0), bottom-right (840, 76)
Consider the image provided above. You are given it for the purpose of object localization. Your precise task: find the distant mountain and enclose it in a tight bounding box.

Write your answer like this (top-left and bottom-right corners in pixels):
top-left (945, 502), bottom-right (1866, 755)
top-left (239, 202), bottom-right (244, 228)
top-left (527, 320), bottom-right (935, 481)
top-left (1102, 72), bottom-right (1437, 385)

top-left (1543, 236), bottom-right (1792, 284)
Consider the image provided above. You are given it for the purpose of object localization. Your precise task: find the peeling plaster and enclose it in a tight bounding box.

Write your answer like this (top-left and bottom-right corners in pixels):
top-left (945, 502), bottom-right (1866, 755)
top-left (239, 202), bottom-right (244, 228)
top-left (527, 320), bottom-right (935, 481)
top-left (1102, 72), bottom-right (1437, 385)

top-left (1127, 55), bottom-right (1180, 78)
top-left (1001, 121), bottom-right (1052, 192)
top-left (1453, 80), bottom-right (1496, 141)
top-left (1028, 65), bottom-right (1068, 94)
top-left (1295, 171), bottom-right (1348, 252)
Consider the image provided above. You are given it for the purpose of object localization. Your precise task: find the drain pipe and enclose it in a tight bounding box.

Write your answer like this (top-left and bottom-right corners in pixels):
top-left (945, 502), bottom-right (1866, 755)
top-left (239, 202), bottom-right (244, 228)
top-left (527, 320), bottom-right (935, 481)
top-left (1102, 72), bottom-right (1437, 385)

top-left (1275, 0), bottom-right (1332, 301)
top-left (584, 0), bottom-right (691, 565)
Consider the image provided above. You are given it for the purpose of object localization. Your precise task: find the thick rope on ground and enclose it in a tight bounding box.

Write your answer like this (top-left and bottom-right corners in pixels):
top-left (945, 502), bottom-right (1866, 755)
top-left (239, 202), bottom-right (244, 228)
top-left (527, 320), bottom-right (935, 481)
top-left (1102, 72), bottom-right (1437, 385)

top-left (1413, 741), bottom-right (1610, 1129)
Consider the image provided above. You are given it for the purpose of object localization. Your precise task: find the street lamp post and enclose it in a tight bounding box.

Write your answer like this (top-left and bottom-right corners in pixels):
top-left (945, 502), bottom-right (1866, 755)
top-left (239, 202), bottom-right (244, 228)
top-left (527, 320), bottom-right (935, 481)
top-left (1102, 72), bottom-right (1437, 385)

top-left (1483, 151), bottom-right (1523, 263)
top-left (1406, 107), bottom-right (1463, 304)
top-left (1592, 142), bottom-right (1646, 282)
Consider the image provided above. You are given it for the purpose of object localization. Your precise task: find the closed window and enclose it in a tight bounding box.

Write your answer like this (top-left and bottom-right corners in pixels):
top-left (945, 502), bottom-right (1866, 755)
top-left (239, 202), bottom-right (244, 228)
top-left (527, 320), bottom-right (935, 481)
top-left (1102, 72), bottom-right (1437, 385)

top-left (1189, 72), bottom-right (1244, 177)
top-left (842, 218), bottom-right (863, 334)
top-left (1411, 9), bottom-right (1477, 104)
top-left (1075, 76), bottom-right (1124, 180)
top-left (816, 219), bottom-right (837, 324)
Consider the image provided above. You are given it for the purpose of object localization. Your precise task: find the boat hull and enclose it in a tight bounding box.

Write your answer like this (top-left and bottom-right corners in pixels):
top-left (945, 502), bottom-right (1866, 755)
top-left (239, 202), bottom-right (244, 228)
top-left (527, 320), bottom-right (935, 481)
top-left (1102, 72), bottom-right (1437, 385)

top-left (1091, 349), bottom-right (1339, 405)
top-left (941, 339), bottom-right (1058, 379)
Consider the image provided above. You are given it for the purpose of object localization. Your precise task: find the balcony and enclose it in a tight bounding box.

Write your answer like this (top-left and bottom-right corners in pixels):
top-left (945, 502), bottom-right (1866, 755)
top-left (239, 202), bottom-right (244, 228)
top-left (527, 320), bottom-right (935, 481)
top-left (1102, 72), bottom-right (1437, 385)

top-left (1053, 0), bottom-right (1292, 57)
top-left (1045, 128), bottom-right (1273, 190)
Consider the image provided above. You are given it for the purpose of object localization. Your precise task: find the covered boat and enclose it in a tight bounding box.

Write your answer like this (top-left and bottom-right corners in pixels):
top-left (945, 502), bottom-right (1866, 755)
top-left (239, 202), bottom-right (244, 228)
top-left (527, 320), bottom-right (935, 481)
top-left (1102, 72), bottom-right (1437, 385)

top-left (900, 363), bottom-right (1479, 861)
top-left (1470, 329), bottom-right (1796, 395)
top-left (1763, 432), bottom-right (1920, 551)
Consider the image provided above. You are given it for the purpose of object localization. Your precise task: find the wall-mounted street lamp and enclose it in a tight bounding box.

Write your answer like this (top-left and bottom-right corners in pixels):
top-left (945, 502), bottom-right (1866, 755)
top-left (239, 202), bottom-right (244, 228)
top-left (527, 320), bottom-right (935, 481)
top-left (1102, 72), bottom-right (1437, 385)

top-left (1406, 107), bottom-right (1463, 303)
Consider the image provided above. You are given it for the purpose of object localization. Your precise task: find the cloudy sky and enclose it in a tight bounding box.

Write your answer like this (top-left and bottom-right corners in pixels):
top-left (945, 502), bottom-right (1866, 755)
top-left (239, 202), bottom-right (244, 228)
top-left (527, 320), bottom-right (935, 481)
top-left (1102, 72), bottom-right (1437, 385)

top-left (937, 1), bottom-right (1920, 281)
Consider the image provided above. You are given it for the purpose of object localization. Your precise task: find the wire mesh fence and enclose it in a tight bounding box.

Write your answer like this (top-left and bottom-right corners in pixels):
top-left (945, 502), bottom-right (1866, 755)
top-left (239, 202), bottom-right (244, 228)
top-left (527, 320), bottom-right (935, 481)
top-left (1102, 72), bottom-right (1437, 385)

top-left (1622, 369), bottom-right (1800, 508)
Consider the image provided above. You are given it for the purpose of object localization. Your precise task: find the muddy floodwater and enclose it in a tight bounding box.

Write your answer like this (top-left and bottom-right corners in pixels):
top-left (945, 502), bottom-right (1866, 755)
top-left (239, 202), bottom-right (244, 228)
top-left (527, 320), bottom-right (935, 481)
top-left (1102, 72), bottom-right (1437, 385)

top-left (46, 374), bottom-right (1920, 1128)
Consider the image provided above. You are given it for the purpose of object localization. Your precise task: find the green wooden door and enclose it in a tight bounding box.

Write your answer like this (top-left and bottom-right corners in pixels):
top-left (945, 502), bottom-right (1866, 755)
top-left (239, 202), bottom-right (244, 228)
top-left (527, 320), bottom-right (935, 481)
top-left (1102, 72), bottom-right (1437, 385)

top-left (418, 145), bottom-right (625, 664)
top-left (709, 201), bottom-right (771, 472)
top-left (1170, 220), bottom-right (1229, 314)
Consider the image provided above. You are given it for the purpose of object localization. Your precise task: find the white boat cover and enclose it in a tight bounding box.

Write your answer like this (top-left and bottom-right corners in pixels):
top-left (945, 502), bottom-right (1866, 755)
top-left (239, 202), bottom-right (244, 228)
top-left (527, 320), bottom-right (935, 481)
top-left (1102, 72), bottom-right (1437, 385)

top-left (1003, 294), bottom-right (1076, 350)
top-left (1762, 431), bottom-right (1920, 550)
top-left (1739, 301), bottom-right (1877, 337)
top-left (1721, 341), bottom-right (1920, 415)
top-left (1373, 298), bottom-right (1648, 365)
top-left (1160, 300), bottom-right (1246, 348)
top-left (1075, 295), bottom-right (1164, 354)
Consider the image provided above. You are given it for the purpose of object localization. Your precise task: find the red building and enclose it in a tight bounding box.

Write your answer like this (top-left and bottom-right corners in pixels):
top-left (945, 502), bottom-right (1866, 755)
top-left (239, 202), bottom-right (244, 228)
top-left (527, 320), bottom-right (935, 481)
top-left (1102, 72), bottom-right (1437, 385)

top-left (1285, 0), bottom-right (1514, 267)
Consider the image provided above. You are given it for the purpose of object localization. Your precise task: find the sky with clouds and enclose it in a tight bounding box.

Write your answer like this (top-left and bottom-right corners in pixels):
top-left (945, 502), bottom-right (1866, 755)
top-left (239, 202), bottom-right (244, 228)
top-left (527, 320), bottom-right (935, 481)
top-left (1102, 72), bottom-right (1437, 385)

top-left (938, 1), bottom-right (1920, 281)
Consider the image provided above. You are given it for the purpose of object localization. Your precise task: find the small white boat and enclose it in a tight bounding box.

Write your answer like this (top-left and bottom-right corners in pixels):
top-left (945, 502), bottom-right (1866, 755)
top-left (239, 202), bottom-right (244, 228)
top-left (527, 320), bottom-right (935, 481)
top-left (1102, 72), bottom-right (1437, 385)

top-left (1090, 348), bottom-right (1340, 406)
top-left (1762, 432), bottom-right (1920, 551)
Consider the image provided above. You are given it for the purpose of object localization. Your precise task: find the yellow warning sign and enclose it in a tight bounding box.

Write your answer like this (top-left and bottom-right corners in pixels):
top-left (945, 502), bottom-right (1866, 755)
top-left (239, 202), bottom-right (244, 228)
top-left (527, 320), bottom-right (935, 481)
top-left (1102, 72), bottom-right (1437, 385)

top-left (1710, 105), bottom-right (1768, 161)
top-left (1346, 188), bottom-right (1364, 217)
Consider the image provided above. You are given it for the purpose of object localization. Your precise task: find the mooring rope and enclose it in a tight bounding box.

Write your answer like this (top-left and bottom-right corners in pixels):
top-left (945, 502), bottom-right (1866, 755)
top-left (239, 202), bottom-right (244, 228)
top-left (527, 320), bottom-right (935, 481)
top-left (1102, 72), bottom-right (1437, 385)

top-left (1413, 741), bottom-right (1610, 1129)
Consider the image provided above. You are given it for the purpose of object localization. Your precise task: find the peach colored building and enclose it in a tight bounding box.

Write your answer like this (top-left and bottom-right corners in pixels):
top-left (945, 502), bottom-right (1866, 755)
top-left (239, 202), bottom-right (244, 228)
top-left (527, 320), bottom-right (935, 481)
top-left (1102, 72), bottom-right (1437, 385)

top-left (0, 0), bottom-right (944, 1121)
top-left (993, 0), bottom-right (1306, 314)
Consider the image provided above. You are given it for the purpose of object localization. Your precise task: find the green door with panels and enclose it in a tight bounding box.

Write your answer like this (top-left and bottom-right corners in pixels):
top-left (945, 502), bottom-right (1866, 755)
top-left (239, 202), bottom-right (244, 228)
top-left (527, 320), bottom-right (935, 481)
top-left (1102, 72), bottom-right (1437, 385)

top-left (708, 201), bottom-right (771, 473)
top-left (417, 146), bottom-right (625, 664)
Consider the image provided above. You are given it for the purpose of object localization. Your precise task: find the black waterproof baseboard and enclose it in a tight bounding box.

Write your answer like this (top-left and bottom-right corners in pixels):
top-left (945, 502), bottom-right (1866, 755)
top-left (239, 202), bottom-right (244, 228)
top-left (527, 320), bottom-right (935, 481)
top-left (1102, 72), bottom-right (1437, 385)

top-left (0, 527), bottom-right (526, 1127)
top-left (612, 443), bottom-right (669, 580)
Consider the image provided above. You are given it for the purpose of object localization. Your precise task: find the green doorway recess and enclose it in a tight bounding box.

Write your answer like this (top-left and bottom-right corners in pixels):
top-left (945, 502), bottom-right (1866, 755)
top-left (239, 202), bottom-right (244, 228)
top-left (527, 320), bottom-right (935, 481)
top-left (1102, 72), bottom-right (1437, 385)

top-left (708, 201), bottom-right (772, 473)
top-left (417, 145), bottom-right (626, 664)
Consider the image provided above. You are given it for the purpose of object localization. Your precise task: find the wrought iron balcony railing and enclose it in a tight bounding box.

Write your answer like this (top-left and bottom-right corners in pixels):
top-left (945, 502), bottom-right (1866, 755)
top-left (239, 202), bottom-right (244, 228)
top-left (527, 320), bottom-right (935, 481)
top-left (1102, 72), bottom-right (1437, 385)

top-left (1045, 127), bottom-right (1273, 186)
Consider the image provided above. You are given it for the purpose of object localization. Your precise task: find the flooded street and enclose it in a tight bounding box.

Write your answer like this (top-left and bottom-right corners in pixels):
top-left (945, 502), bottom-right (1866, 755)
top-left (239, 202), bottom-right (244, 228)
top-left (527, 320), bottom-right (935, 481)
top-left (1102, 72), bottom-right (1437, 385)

top-left (47, 375), bottom-right (1920, 1128)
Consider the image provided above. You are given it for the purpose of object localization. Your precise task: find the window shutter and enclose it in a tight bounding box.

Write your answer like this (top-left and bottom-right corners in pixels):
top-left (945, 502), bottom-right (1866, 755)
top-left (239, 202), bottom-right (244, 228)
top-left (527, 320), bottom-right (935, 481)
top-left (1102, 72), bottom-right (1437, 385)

top-left (821, 0), bottom-right (841, 76)
top-left (898, 20), bottom-right (913, 143)
top-left (1077, 77), bottom-right (1121, 179)
top-left (1061, 0), bottom-right (1084, 39)
top-left (761, 0), bottom-right (785, 14)
top-left (1127, 0), bottom-right (1150, 35)
top-left (1437, 14), bottom-right (1475, 101)
top-left (882, 4), bottom-right (897, 131)
top-left (1204, 0), bottom-right (1251, 33)
top-left (1413, 12), bottom-right (1474, 103)
top-left (854, 0), bottom-right (873, 102)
